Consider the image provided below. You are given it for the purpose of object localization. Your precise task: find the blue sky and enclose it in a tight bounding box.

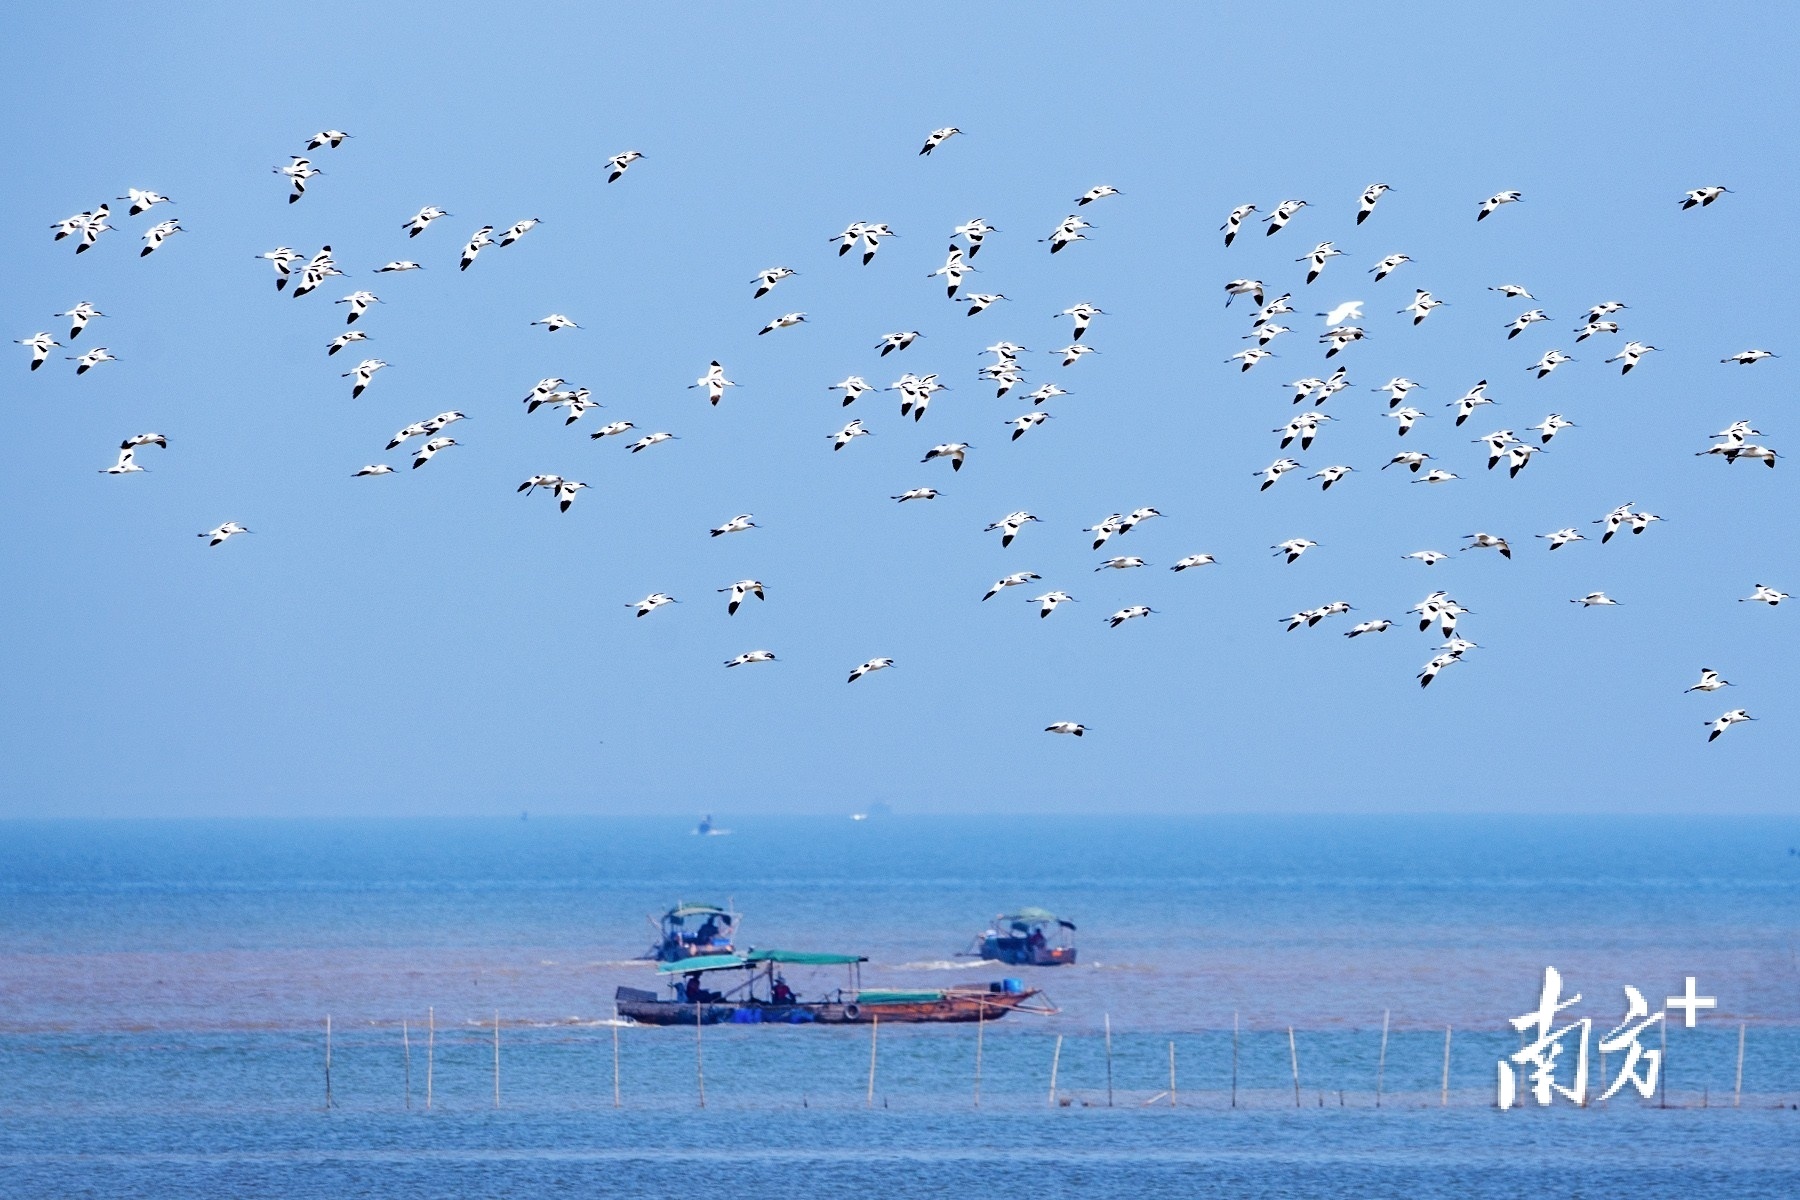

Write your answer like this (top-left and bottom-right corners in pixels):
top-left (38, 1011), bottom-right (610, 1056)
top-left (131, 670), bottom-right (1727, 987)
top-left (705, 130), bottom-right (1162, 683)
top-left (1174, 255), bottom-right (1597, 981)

top-left (1, 2), bottom-right (1794, 816)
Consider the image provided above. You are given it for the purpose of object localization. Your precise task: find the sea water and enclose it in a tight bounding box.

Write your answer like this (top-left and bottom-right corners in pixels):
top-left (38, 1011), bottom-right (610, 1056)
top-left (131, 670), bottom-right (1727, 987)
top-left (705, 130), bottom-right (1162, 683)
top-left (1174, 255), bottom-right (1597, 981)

top-left (2, 815), bottom-right (1797, 1196)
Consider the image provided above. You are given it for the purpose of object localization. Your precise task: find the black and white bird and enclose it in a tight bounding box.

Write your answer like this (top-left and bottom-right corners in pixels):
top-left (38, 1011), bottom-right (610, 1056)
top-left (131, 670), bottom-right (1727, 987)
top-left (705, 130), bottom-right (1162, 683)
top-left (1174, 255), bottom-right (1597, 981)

top-left (337, 290), bottom-right (379, 323)
top-left (983, 571), bottom-right (1041, 600)
top-left (532, 314), bottom-right (580, 332)
top-left (724, 650), bottom-right (776, 668)
top-left (1741, 584), bottom-right (1788, 606)
top-left (927, 248), bottom-right (977, 298)
top-left (892, 487), bottom-right (940, 502)
top-left (1375, 377), bottom-right (1423, 407)
top-left (922, 443), bottom-right (970, 471)
top-left (1345, 619), bottom-right (1392, 637)
top-left (1045, 722), bottom-right (1086, 737)
top-left (1400, 290), bottom-right (1444, 325)
top-left (411, 437), bottom-right (457, 469)
top-left (606, 150), bottom-right (644, 182)
top-left (1076, 185), bottom-right (1121, 205)
top-left (404, 206), bottom-right (449, 237)
top-left (1477, 190), bottom-right (1523, 220)
top-left (1107, 606), bottom-right (1155, 628)
top-left (17, 333), bottom-right (58, 370)
top-left (1605, 341), bottom-right (1659, 374)
top-left (1504, 444), bottom-right (1546, 477)
top-left (341, 359), bottom-right (388, 399)
top-left (1229, 348), bottom-right (1277, 372)
top-left (1357, 183), bottom-right (1391, 224)
top-left (1681, 186), bottom-right (1731, 210)
top-left (69, 347), bottom-right (120, 375)
top-left (951, 217), bottom-right (998, 257)
top-left (589, 420), bottom-right (634, 442)
top-left (1043, 214), bottom-right (1093, 253)
top-left (1574, 321), bottom-right (1619, 342)
top-left (1414, 469), bottom-right (1459, 484)
top-left (1403, 551), bottom-right (1449, 567)
top-left (1571, 591), bottom-right (1620, 607)
top-left (1531, 413), bottom-right (1576, 444)
top-left (1582, 301), bottom-right (1629, 324)
top-left (690, 361), bottom-right (738, 406)
top-left (710, 514), bottom-right (756, 537)
top-left (1095, 556), bottom-right (1148, 571)
top-left (1387, 406), bottom-right (1428, 436)
top-left (275, 158), bottom-right (320, 203)
top-left (1528, 349), bottom-right (1575, 378)
top-left (1297, 241), bottom-right (1346, 284)
top-left (758, 312), bottom-right (807, 336)
top-left (58, 301), bottom-right (106, 340)
top-left (629, 593), bottom-right (677, 618)
top-left (719, 580), bottom-right (765, 615)
top-left (74, 206), bottom-right (113, 254)
top-left (1320, 325), bottom-right (1366, 358)
top-left (550, 482), bottom-right (587, 512)
top-left (199, 522), bottom-right (251, 546)
top-left (847, 658), bottom-right (894, 683)
top-left (962, 293), bottom-right (1006, 315)
top-left (828, 376), bottom-right (876, 407)
top-left (877, 330), bottom-right (922, 355)
top-left (1463, 532), bottom-right (1512, 559)
top-left (1008, 412), bottom-right (1051, 441)
top-left (374, 261), bottom-right (424, 274)
top-left (1448, 380), bottom-right (1494, 427)
top-left (517, 474), bottom-right (564, 496)
top-left (1058, 303), bottom-right (1105, 340)
top-left (1263, 199), bottom-right (1307, 236)
top-left (1311, 465), bottom-right (1354, 490)
top-left (1705, 710), bottom-right (1754, 741)
top-left (1537, 528), bottom-right (1585, 550)
top-left (1221, 203), bottom-right (1257, 247)
top-left (100, 446), bottom-right (146, 475)
top-left (1417, 653), bottom-right (1462, 689)
top-left (628, 432), bottom-right (677, 453)
top-left (1685, 669), bottom-right (1733, 694)
top-left (1370, 253), bottom-right (1411, 281)
top-left (1721, 350), bottom-right (1777, 365)
top-left (919, 127), bottom-right (962, 155)
top-left (258, 246), bottom-right (304, 291)
top-left (352, 464), bottom-right (393, 477)
top-left (1505, 310), bottom-right (1551, 339)
top-left (305, 129), bottom-right (352, 149)
top-left (120, 188), bottom-right (174, 216)
top-left (1030, 591), bottom-right (1077, 618)
top-left (139, 219), bottom-right (183, 257)
top-left (1257, 458), bottom-right (1302, 490)
top-left (499, 218), bottom-right (540, 246)
top-left (830, 419), bottom-right (871, 451)
top-left (985, 511), bottom-right (1039, 548)
top-left (1273, 538), bottom-right (1319, 564)
top-left (459, 226), bottom-right (495, 271)
top-left (1225, 279), bottom-right (1265, 308)
top-left (1171, 554), bottom-right (1217, 572)
top-left (1384, 451), bottom-right (1432, 473)
top-left (752, 266), bottom-right (797, 298)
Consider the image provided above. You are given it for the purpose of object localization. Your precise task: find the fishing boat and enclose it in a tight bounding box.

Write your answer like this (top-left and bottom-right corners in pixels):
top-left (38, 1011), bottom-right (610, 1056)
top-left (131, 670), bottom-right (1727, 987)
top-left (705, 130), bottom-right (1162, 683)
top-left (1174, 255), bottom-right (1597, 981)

top-left (966, 908), bottom-right (1078, 966)
top-left (643, 902), bottom-right (740, 963)
top-left (614, 949), bottom-right (1055, 1025)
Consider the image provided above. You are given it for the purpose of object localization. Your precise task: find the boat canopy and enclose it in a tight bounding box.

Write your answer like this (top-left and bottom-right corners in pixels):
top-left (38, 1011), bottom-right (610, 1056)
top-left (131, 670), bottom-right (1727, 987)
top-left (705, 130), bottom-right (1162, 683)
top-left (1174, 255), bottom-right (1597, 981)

top-left (656, 954), bottom-right (748, 974)
top-left (665, 903), bottom-right (734, 920)
top-left (855, 990), bottom-right (944, 1004)
top-left (999, 908), bottom-right (1076, 931)
top-left (746, 949), bottom-right (867, 966)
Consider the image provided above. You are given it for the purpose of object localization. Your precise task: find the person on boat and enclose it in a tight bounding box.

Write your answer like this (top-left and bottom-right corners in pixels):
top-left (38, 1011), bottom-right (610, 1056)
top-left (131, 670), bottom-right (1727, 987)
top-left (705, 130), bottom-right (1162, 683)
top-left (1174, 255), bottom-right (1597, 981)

top-left (770, 976), bottom-right (795, 1006)
top-left (695, 916), bottom-right (720, 945)
top-left (684, 973), bottom-right (704, 1004)
top-left (1027, 927), bottom-right (1047, 954)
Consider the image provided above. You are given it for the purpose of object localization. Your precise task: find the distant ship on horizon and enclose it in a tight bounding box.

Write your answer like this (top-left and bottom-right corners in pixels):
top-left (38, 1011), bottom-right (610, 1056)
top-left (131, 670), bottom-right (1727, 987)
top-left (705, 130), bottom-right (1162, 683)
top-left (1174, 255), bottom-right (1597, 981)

top-left (694, 813), bottom-right (731, 836)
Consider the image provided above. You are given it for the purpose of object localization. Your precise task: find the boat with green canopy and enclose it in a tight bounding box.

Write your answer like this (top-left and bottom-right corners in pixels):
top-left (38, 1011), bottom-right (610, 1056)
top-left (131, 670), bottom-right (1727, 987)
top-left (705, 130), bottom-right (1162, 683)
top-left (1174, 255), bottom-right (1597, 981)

top-left (965, 908), bottom-right (1078, 966)
top-left (614, 948), bottom-right (1054, 1025)
top-left (642, 901), bottom-right (740, 963)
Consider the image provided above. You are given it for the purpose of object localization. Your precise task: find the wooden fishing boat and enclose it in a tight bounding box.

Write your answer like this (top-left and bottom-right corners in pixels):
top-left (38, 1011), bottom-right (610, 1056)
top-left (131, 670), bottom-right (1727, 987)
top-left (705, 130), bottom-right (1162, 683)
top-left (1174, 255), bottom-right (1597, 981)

top-left (614, 949), bottom-right (1055, 1025)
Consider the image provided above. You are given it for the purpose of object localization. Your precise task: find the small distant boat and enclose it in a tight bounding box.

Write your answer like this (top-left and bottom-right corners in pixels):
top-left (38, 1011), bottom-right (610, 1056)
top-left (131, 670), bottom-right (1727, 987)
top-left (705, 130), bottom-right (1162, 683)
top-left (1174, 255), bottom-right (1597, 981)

top-left (615, 949), bottom-right (1055, 1025)
top-left (643, 902), bottom-right (740, 963)
top-left (966, 908), bottom-right (1078, 966)
top-left (694, 813), bottom-right (730, 836)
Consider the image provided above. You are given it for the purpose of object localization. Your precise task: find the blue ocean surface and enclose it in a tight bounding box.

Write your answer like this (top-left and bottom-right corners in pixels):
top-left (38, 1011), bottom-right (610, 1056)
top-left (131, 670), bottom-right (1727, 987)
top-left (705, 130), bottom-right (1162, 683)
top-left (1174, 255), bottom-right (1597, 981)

top-left (2, 815), bottom-right (1797, 1197)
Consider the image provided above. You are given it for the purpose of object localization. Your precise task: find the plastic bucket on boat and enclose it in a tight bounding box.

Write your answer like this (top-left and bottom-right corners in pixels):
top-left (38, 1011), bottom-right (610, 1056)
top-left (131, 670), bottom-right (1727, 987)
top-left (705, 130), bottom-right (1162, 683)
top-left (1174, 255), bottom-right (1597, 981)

top-left (1003, 978), bottom-right (1024, 994)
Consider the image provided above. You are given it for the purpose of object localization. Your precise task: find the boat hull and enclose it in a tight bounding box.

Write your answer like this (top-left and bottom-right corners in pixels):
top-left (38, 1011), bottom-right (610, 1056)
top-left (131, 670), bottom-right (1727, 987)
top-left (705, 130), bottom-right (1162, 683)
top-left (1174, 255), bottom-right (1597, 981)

top-left (615, 987), bottom-right (1048, 1026)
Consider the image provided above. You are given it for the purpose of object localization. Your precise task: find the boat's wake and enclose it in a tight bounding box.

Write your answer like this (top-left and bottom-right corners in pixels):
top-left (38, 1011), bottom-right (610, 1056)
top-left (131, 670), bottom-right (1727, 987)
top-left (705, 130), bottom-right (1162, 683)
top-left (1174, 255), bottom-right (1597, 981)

top-left (896, 960), bottom-right (991, 971)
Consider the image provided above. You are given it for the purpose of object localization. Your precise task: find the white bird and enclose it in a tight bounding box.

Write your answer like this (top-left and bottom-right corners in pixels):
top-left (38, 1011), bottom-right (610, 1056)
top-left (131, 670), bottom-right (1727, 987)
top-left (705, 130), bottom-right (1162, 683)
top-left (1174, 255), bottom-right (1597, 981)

top-left (1257, 458), bottom-right (1302, 491)
top-left (73, 206), bottom-right (114, 254)
top-left (1345, 619), bottom-right (1392, 637)
top-left (1595, 502), bottom-right (1635, 544)
top-left (1705, 710), bottom-right (1755, 742)
top-left (1253, 295), bottom-right (1296, 325)
top-left (1273, 538), bottom-right (1319, 564)
top-left (1685, 669), bottom-right (1733, 694)
top-left (724, 650), bottom-right (776, 668)
top-left (710, 514), bottom-right (757, 537)
top-left (1531, 413), bottom-right (1576, 444)
top-left (983, 571), bottom-right (1041, 600)
top-left (1403, 551), bottom-right (1449, 567)
top-left (404, 206), bottom-right (450, 237)
top-left (50, 209), bottom-right (91, 241)
top-left (1573, 321), bottom-right (1619, 342)
top-left (411, 437), bottom-right (457, 468)
top-left (926, 249), bottom-right (976, 298)
top-left (1043, 214), bottom-right (1093, 253)
top-left (1400, 290), bottom-right (1445, 324)
top-left (304, 129), bottom-right (352, 149)
top-left (1473, 430), bottom-right (1518, 468)
top-left (1228, 348), bottom-right (1276, 372)
top-left (589, 420), bottom-right (635, 442)
top-left (17, 333), bottom-right (59, 370)
top-left (1357, 183), bottom-right (1391, 225)
top-left (848, 658), bottom-right (895, 683)
top-left (1375, 377), bottom-right (1423, 407)
top-left (341, 358), bottom-right (388, 398)
top-left (1582, 302), bottom-right (1629, 324)
top-left (751, 267), bottom-right (797, 298)
top-left (1369, 253), bottom-right (1411, 281)
top-left (1311, 465), bottom-right (1353, 490)
top-left (1477, 190), bottom-right (1523, 220)
top-left (139, 219), bottom-right (183, 257)
top-left (628, 432), bottom-right (677, 453)
top-left (1490, 284), bottom-right (1534, 299)
top-left (1058, 303), bottom-right (1106, 341)
top-left (1320, 325), bottom-right (1366, 358)
top-left (951, 217), bottom-right (998, 257)
top-left (830, 419), bottom-right (872, 451)
top-left (690, 361), bottom-right (738, 406)
top-left (459, 226), bottom-right (494, 271)
top-left (1384, 451), bottom-right (1432, 473)
top-left (877, 330), bottom-right (922, 355)
top-left (375, 261), bottom-right (424, 274)
top-left (1095, 556), bottom-right (1147, 571)
top-left (336, 291), bottom-right (380, 324)
top-left (69, 347), bottom-right (119, 374)
top-left (1107, 606), bottom-right (1155, 628)
top-left (1224, 278), bottom-right (1265, 307)
top-left (1295, 241), bottom-right (1345, 285)
top-left (1414, 469), bottom-right (1459, 485)
top-left (499, 218), bottom-right (540, 247)
top-left (57, 301), bottom-right (107, 341)
top-left (962, 293), bottom-right (1007, 316)
top-left (1627, 511), bottom-right (1663, 536)
top-left (985, 512), bottom-right (1039, 549)
top-left (1221, 203), bottom-right (1257, 247)
top-left (352, 464), bottom-right (393, 477)
top-left (1387, 406), bottom-right (1428, 436)
top-left (1119, 507), bottom-right (1162, 533)
top-left (1417, 653), bottom-right (1462, 689)
top-left (516, 474), bottom-right (564, 496)
top-left (1682, 186), bottom-right (1731, 210)
top-left (919, 126), bottom-right (962, 155)
top-left (1244, 323), bottom-right (1291, 347)
top-left (606, 150), bottom-right (644, 182)
top-left (629, 593), bottom-right (677, 618)
top-left (553, 481), bottom-right (590, 512)
top-left (1741, 584), bottom-right (1788, 606)
top-left (1504, 443), bottom-right (1546, 477)
top-left (1571, 592), bottom-right (1620, 607)
top-left (521, 377), bottom-right (567, 410)
top-left (257, 246), bottom-right (304, 291)
top-left (199, 522), bottom-right (250, 546)
top-left (892, 487), bottom-right (940, 502)
top-left (1448, 380), bottom-right (1494, 427)
top-left (1721, 350), bottom-right (1777, 365)
top-left (119, 187), bottom-right (174, 216)
top-left (1045, 722), bottom-right (1087, 737)
top-left (922, 443), bottom-right (970, 472)
top-left (275, 158), bottom-right (320, 203)
top-left (1056, 344), bottom-right (1098, 368)
top-left (532, 314), bottom-right (580, 332)
top-left (120, 432), bottom-right (168, 451)
top-left (1463, 532), bottom-right (1512, 559)
top-left (719, 580), bottom-right (766, 615)
top-left (1008, 412), bottom-right (1051, 441)
top-left (1529, 349), bottom-right (1575, 378)
top-left (759, 312), bottom-right (807, 335)
top-left (100, 447), bottom-right (145, 475)
top-left (1085, 515), bottom-right (1124, 550)
top-left (829, 376), bottom-right (877, 407)
top-left (1505, 310), bottom-right (1551, 339)
top-left (1025, 383), bottom-right (1070, 406)
top-left (1171, 554), bottom-right (1217, 572)
top-left (1605, 341), bottom-right (1660, 374)
top-left (1537, 528), bottom-right (1585, 550)
top-left (1030, 591), bottom-right (1077, 619)
top-left (1076, 185), bottom-right (1121, 205)
top-left (1263, 199), bottom-right (1307, 236)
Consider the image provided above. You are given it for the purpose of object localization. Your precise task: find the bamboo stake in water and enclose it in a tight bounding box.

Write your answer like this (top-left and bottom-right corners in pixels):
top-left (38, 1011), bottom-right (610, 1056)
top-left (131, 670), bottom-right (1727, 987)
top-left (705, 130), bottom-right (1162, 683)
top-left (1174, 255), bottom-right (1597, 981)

top-left (324, 1015), bottom-right (333, 1111)
top-left (493, 1011), bottom-right (501, 1109)
top-left (403, 1019), bottom-right (412, 1110)
top-left (1048, 1034), bottom-right (1063, 1106)
top-left (1441, 1025), bottom-right (1451, 1107)
top-left (426, 1007), bottom-right (434, 1111)
top-left (1231, 1012), bottom-right (1239, 1109)
top-left (1168, 1040), bottom-right (1178, 1108)
top-left (1104, 1013), bottom-right (1114, 1108)
top-left (867, 1015), bottom-right (879, 1108)
top-left (974, 1003), bottom-right (985, 1108)
top-left (1288, 1026), bottom-right (1301, 1107)
top-left (1376, 1009), bottom-right (1390, 1108)
top-left (1658, 1019), bottom-right (1667, 1109)
top-left (1734, 1021), bottom-right (1745, 1108)
top-left (612, 1022), bottom-right (622, 1109)
top-left (694, 1004), bottom-right (706, 1109)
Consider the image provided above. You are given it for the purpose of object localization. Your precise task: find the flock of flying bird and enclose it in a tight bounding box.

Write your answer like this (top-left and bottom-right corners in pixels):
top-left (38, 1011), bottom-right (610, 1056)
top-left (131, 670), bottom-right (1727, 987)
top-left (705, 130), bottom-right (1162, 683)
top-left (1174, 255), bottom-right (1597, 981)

top-left (21, 127), bottom-right (1785, 743)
